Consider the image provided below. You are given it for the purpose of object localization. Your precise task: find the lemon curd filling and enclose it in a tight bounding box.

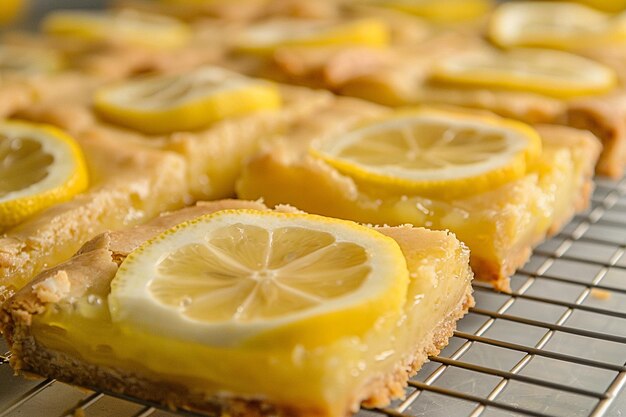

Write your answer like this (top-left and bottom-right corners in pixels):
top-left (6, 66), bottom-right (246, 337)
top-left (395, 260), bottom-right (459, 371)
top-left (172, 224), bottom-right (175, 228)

top-left (31, 214), bottom-right (472, 417)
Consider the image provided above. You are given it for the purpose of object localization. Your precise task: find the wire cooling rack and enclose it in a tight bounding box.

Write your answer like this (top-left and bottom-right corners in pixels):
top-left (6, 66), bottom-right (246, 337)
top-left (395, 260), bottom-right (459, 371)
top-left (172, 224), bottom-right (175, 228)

top-left (0, 175), bottom-right (625, 417)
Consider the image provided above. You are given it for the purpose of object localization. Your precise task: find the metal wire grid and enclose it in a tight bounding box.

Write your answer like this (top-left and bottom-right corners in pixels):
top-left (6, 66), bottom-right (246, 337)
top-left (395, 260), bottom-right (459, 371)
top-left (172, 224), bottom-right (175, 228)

top-left (0, 176), bottom-right (625, 417)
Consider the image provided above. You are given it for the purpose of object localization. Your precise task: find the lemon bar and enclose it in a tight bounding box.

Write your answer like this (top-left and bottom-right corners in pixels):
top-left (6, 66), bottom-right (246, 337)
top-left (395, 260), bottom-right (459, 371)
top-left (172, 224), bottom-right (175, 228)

top-left (237, 101), bottom-right (600, 290)
top-left (1, 199), bottom-right (473, 417)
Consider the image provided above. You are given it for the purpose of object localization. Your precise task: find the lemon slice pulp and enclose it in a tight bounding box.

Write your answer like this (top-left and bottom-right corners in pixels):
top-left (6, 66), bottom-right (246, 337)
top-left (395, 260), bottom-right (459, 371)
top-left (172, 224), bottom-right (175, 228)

top-left (488, 2), bottom-right (624, 49)
top-left (42, 9), bottom-right (190, 49)
top-left (236, 18), bottom-right (389, 54)
top-left (109, 209), bottom-right (408, 347)
top-left (94, 67), bottom-right (282, 134)
top-left (372, 0), bottom-right (492, 23)
top-left (310, 109), bottom-right (542, 199)
top-left (0, 121), bottom-right (88, 230)
top-left (432, 48), bottom-right (617, 98)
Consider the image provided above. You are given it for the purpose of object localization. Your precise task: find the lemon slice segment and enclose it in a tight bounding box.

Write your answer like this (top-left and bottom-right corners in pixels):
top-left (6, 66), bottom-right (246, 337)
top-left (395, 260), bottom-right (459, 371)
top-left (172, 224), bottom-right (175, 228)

top-left (42, 9), bottom-right (190, 49)
top-left (432, 48), bottom-right (617, 98)
top-left (109, 209), bottom-right (408, 347)
top-left (310, 108), bottom-right (541, 199)
top-left (0, 121), bottom-right (88, 230)
top-left (371, 0), bottom-right (492, 23)
top-left (488, 2), bottom-right (625, 49)
top-left (94, 67), bottom-right (282, 134)
top-left (236, 18), bottom-right (389, 55)
top-left (0, 45), bottom-right (63, 76)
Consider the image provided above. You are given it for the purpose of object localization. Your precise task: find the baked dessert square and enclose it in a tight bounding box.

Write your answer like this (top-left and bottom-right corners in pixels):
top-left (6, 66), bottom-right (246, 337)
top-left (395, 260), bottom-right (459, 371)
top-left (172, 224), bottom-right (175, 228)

top-left (237, 100), bottom-right (601, 290)
top-left (1, 199), bottom-right (473, 417)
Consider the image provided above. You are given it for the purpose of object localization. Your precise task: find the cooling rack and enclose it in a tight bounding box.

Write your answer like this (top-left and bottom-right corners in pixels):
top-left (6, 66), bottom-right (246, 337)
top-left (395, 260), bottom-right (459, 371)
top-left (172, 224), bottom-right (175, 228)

top-left (1, 174), bottom-right (625, 417)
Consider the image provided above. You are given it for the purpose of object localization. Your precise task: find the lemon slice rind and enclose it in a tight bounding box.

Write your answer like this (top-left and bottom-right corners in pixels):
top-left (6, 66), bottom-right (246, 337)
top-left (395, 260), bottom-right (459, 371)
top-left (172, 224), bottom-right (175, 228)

top-left (109, 209), bottom-right (408, 347)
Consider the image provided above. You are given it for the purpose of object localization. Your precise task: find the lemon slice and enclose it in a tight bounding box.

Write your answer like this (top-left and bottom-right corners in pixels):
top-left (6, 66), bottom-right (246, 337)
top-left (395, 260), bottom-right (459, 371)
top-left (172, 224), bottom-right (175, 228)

top-left (371, 0), bottom-right (492, 23)
top-left (0, 121), bottom-right (88, 230)
top-left (309, 108), bottom-right (542, 199)
top-left (109, 209), bottom-right (408, 347)
top-left (0, 45), bottom-right (63, 76)
top-left (93, 67), bottom-right (282, 134)
top-left (489, 2), bottom-right (625, 49)
top-left (236, 18), bottom-right (389, 55)
top-left (42, 9), bottom-right (190, 49)
top-left (432, 48), bottom-right (617, 98)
